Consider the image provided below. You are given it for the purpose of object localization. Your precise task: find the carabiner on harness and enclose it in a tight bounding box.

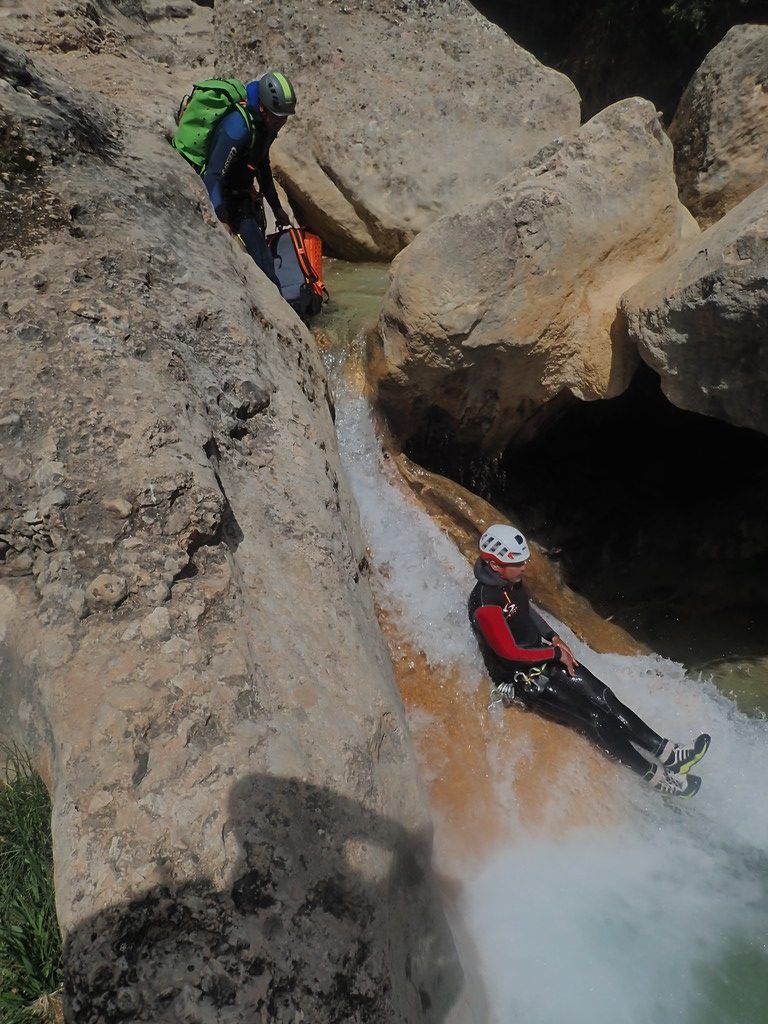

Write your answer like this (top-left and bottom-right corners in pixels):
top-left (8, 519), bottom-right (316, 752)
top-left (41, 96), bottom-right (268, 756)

top-left (489, 666), bottom-right (547, 710)
top-left (489, 681), bottom-right (516, 710)
top-left (514, 666), bottom-right (547, 695)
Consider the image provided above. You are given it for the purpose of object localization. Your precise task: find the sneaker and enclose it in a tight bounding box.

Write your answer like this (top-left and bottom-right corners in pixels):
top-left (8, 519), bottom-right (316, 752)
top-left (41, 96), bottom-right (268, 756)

top-left (663, 733), bottom-right (711, 775)
top-left (648, 765), bottom-right (702, 799)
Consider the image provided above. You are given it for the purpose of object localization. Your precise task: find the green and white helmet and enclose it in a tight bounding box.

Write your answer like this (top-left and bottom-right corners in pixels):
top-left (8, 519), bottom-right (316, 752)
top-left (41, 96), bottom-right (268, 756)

top-left (479, 524), bottom-right (530, 565)
top-left (258, 71), bottom-right (297, 116)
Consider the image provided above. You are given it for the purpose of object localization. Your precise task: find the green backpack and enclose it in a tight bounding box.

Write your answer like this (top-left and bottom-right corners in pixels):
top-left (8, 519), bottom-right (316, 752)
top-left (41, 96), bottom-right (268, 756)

top-left (172, 78), bottom-right (255, 174)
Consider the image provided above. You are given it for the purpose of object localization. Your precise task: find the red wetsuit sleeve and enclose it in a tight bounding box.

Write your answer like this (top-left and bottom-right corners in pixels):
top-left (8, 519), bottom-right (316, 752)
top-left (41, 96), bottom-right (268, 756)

top-left (473, 605), bottom-right (558, 664)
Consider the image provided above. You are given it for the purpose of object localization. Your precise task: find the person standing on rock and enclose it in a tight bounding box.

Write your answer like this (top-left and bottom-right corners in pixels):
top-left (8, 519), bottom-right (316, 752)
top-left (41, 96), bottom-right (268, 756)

top-left (175, 72), bottom-right (296, 289)
top-left (468, 524), bottom-right (710, 798)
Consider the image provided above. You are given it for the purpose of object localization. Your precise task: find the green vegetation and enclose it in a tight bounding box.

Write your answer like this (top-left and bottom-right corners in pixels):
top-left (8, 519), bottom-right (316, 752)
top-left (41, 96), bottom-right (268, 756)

top-left (663, 0), bottom-right (760, 37)
top-left (0, 747), bottom-right (62, 1024)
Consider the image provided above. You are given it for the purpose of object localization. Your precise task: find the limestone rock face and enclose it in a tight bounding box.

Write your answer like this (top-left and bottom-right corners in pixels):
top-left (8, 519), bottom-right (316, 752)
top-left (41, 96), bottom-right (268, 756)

top-left (0, 26), bottom-right (460, 1024)
top-left (373, 98), bottom-right (697, 453)
top-left (214, 0), bottom-right (581, 259)
top-left (621, 183), bottom-right (768, 437)
top-left (669, 24), bottom-right (768, 228)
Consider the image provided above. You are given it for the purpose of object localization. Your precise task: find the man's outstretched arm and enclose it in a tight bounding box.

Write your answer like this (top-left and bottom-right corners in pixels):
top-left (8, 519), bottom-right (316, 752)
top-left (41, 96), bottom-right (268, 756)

top-left (474, 606), bottom-right (562, 666)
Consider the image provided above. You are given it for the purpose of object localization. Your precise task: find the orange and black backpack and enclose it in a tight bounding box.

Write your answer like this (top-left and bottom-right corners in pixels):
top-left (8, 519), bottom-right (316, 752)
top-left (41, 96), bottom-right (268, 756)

top-left (267, 226), bottom-right (328, 319)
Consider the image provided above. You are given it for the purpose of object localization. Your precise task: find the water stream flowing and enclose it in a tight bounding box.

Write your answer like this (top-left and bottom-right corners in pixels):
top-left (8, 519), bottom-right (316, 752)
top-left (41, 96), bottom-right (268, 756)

top-left (319, 260), bottom-right (768, 1024)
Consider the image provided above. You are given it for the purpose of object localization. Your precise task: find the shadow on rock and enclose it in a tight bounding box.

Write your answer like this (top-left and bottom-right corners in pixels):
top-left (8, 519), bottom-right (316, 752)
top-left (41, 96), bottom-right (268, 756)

top-left (63, 774), bottom-right (463, 1023)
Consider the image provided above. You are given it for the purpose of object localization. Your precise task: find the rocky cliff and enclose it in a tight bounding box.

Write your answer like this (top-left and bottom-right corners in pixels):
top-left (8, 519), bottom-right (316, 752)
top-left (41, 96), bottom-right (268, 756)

top-left (622, 182), bottom-right (768, 437)
top-left (670, 24), bottom-right (768, 229)
top-left (214, 0), bottom-right (581, 260)
top-left (372, 98), bottom-right (696, 453)
top-left (0, 6), bottom-right (463, 1021)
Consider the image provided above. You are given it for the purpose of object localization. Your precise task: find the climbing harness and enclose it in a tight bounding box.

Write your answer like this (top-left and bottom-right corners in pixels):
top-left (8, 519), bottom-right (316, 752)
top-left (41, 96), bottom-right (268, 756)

top-left (515, 666), bottom-right (547, 694)
top-left (488, 666), bottom-right (547, 710)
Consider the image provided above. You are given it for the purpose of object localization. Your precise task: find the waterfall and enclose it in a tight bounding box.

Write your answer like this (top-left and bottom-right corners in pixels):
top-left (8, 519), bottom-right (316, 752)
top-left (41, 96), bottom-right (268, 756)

top-left (334, 386), bottom-right (768, 1024)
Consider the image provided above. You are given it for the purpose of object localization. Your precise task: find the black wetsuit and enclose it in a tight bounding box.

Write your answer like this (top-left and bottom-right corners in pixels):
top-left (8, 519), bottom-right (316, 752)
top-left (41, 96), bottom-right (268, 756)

top-left (468, 559), bottom-right (664, 777)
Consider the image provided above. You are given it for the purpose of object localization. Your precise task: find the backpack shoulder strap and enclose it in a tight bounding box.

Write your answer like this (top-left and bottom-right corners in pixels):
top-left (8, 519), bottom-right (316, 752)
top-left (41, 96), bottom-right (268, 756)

top-left (235, 103), bottom-right (256, 150)
top-left (288, 227), bottom-right (318, 284)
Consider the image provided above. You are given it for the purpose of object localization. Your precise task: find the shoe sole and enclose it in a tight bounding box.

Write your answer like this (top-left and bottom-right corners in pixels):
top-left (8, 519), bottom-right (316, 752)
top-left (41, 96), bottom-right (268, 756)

top-left (657, 773), bottom-right (702, 798)
top-left (679, 773), bottom-right (702, 798)
top-left (677, 734), bottom-right (711, 775)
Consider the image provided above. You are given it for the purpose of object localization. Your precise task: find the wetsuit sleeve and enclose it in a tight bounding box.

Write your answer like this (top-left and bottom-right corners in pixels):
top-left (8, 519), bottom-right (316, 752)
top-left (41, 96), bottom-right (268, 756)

top-left (256, 153), bottom-right (281, 213)
top-left (202, 112), bottom-right (251, 222)
top-left (473, 606), bottom-right (559, 665)
top-left (529, 605), bottom-right (556, 642)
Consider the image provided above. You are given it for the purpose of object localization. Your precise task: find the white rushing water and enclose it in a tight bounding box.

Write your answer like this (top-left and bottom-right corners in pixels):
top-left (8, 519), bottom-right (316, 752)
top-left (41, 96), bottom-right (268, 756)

top-left (335, 389), bottom-right (768, 1024)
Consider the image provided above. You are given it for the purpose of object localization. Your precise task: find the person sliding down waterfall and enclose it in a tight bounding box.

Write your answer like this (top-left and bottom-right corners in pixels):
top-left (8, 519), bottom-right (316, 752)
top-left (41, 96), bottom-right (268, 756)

top-left (468, 524), bottom-right (710, 798)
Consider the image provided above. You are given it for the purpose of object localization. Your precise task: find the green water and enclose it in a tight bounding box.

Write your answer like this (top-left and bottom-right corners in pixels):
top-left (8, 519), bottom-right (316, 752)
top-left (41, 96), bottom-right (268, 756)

top-left (703, 656), bottom-right (768, 719)
top-left (317, 259), bottom-right (391, 349)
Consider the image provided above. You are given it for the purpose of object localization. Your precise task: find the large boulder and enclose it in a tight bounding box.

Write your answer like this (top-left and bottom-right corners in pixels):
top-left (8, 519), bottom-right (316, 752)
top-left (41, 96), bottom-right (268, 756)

top-left (214, 0), bottom-right (581, 259)
top-left (621, 182), bottom-right (768, 437)
top-left (669, 24), bottom-right (768, 229)
top-left (372, 98), bottom-right (698, 454)
top-left (0, 37), bottom-right (460, 1023)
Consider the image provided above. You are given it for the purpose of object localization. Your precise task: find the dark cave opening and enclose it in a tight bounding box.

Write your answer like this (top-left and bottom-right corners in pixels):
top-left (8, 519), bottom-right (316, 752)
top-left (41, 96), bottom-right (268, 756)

top-left (405, 364), bottom-right (768, 669)
top-left (468, 0), bottom-right (768, 122)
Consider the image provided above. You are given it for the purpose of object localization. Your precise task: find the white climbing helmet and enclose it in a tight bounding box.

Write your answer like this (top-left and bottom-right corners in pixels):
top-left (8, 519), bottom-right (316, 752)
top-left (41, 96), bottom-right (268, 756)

top-left (478, 523), bottom-right (530, 565)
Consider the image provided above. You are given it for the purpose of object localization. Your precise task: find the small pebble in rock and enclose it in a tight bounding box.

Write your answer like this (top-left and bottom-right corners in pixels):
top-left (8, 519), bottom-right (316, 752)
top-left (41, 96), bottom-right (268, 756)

top-left (103, 497), bottom-right (133, 518)
top-left (6, 552), bottom-right (33, 574)
top-left (140, 606), bottom-right (171, 641)
top-left (40, 488), bottom-right (70, 515)
top-left (186, 601), bottom-right (206, 624)
top-left (143, 581), bottom-right (171, 606)
top-left (87, 573), bottom-right (128, 609)
top-left (121, 622), bottom-right (141, 641)
top-left (69, 589), bottom-right (90, 619)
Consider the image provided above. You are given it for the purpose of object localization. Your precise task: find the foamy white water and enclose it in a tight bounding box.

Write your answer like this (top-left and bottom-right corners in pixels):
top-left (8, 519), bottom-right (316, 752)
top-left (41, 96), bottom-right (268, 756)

top-left (337, 393), bottom-right (487, 683)
top-left (466, 645), bottom-right (768, 1024)
top-left (335, 388), bottom-right (768, 1024)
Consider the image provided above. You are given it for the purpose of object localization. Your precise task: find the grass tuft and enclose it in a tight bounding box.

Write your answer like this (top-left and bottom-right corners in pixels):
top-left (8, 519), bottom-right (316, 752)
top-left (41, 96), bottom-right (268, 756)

top-left (0, 746), bottom-right (62, 1023)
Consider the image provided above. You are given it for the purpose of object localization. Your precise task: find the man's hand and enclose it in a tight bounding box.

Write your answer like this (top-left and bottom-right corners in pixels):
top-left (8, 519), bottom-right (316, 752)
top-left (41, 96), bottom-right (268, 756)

top-left (557, 648), bottom-right (579, 677)
top-left (273, 207), bottom-right (291, 228)
top-left (553, 634), bottom-right (579, 677)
